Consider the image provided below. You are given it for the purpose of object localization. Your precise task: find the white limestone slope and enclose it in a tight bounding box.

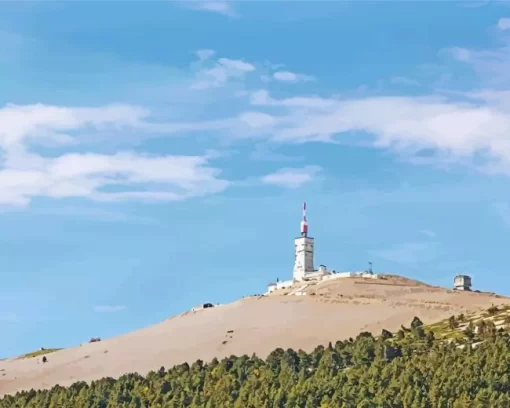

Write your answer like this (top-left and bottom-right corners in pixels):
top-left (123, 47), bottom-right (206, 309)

top-left (0, 275), bottom-right (508, 397)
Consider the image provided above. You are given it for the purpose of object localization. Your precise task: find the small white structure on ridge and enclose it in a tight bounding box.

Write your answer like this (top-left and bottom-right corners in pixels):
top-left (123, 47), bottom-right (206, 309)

top-left (454, 274), bottom-right (472, 291)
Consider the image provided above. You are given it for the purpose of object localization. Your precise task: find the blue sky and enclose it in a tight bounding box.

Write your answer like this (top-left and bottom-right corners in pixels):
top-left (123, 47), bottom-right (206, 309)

top-left (2, 1), bottom-right (510, 356)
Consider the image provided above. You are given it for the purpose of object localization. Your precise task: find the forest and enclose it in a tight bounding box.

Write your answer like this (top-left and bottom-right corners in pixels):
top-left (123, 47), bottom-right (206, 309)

top-left (2, 313), bottom-right (510, 408)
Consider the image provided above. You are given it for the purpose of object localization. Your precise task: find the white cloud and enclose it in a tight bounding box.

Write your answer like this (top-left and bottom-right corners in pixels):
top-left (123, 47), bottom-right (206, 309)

top-left (238, 111), bottom-right (277, 128)
top-left (444, 46), bottom-right (471, 62)
top-left (458, 0), bottom-right (490, 8)
top-left (273, 71), bottom-right (315, 83)
top-left (191, 57), bottom-right (255, 90)
top-left (498, 17), bottom-right (510, 31)
top-left (249, 144), bottom-right (302, 162)
top-left (221, 28), bottom-right (510, 175)
top-left (261, 165), bottom-right (321, 188)
top-left (195, 49), bottom-right (216, 61)
top-left (250, 89), bottom-right (336, 110)
top-left (244, 89), bottom-right (510, 172)
top-left (94, 305), bottom-right (127, 313)
top-left (9, 25), bottom-right (510, 213)
top-left (0, 151), bottom-right (228, 206)
top-left (218, 58), bottom-right (254, 72)
top-left (441, 36), bottom-right (510, 86)
top-left (0, 103), bottom-right (149, 148)
top-left (190, 1), bottom-right (236, 17)
top-left (0, 103), bottom-right (229, 207)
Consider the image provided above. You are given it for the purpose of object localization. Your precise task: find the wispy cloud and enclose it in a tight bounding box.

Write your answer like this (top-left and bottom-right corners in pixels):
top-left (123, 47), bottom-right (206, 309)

top-left (94, 305), bottom-right (127, 313)
top-left (195, 49), bottom-right (216, 61)
top-left (241, 87), bottom-right (510, 173)
top-left (498, 17), bottom-right (510, 31)
top-left (442, 46), bottom-right (471, 62)
top-left (390, 76), bottom-right (420, 86)
top-left (187, 0), bottom-right (237, 17)
top-left (191, 55), bottom-right (255, 90)
top-left (440, 22), bottom-right (510, 87)
top-left (238, 111), bottom-right (278, 129)
top-left (7, 16), bottom-right (510, 210)
top-left (458, 0), bottom-right (490, 9)
top-left (0, 103), bottom-right (229, 207)
top-left (0, 151), bottom-right (228, 207)
top-left (249, 144), bottom-right (302, 162)
top-left (261, 165), bottom-right (321, 188)
top-left (272, 71), bottom-right (315, 83)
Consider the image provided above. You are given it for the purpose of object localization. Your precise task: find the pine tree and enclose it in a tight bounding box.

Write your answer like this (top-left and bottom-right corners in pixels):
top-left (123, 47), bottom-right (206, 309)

top-left (5, 315), bottom-right (510, 408)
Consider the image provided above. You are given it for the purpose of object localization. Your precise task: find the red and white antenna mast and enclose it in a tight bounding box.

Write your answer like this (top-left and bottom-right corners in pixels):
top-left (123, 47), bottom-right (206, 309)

top-left (300, 201), bottom-right (308, 237)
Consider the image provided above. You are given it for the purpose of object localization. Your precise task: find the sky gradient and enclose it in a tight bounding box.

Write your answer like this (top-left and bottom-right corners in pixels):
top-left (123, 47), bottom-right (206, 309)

top-left (2, 1), bottom-right (510, 357)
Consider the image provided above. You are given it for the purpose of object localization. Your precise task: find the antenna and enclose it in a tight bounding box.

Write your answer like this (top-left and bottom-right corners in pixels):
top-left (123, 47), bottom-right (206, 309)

top-left (300, 201), bottom-right (308, 237)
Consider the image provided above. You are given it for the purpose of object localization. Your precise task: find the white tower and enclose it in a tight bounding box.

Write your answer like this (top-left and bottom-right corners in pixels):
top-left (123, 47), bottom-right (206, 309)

top-left (293, 201), bottom-right (315, 281)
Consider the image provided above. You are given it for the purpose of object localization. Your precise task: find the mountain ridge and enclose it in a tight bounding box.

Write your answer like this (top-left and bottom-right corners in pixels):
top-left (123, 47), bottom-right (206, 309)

top-left (1, 274), bottom-right (508, 397)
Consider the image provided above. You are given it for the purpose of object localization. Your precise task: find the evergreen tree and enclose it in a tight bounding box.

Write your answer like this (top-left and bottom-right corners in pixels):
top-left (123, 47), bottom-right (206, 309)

top-left (3, 315), bottom-right (510, 407)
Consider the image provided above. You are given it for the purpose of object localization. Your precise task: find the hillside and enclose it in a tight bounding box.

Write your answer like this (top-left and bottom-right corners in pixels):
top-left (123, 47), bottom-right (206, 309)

top-left (3, 310), bottom-right (510, 407)
top-left (1, 274), bottom-right (509, 397)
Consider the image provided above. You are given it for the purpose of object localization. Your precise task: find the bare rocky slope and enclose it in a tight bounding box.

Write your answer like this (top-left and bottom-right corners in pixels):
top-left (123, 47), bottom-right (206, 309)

top-left (1, 274), bottom-right (509, 397)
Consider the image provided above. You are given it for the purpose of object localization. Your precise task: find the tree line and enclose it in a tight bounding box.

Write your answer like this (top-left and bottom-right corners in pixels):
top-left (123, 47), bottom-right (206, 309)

top-left (2, 315), bottom-right (510, 407)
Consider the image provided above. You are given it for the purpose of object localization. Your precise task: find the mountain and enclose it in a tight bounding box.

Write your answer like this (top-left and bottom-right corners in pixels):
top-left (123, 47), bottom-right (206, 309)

top-left (4, 309), bottom-right (510, 407)
top-left (1, 274), bottom-right (508, 397)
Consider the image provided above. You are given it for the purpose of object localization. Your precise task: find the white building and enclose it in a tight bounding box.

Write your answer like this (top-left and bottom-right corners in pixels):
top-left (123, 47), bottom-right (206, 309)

top-left (454, 274), bottom-right (472, 291)
top-left (267, 279), bottom-right (294, 293)
top-left (293, 239), bottom-right (314, 279)
top-left (266, 202), bottom-right (379, 294)
top-left (293, 201), bottom-right (320, 281)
